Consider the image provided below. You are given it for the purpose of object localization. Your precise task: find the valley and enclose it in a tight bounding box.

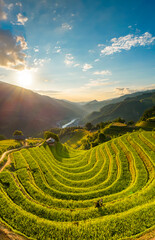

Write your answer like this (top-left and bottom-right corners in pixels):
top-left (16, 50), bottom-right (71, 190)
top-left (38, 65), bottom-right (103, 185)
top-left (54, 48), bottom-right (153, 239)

top-left (0, 131), bottom-right (154, 239)
top-left (0, 0), bottom-right (155, 238)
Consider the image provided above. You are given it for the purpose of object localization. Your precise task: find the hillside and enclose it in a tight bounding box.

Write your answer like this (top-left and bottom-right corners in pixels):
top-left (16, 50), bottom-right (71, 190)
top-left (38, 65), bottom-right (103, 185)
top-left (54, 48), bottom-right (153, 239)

top-left (0, 131), bottom-right (154, 239)
top-left (83, 91), bottom-right (155, 124)
top-left (0, 82), bottom-right (85, 137)
top-left (82, 90), bottom-right (155, 113)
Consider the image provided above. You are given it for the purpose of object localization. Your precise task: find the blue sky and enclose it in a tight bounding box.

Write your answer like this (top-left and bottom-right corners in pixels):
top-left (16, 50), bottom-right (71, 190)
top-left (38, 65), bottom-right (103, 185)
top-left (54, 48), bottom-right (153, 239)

top-left (0, 0), bottom-right (155, 101)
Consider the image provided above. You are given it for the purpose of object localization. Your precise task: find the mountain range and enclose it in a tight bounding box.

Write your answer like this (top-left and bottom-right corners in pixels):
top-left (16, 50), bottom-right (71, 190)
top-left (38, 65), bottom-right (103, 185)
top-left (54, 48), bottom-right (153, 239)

top-left (0, 81), bottom-right (155, 137)
top-left (0, 82), bottom-right (85, 137)
top-left (83, 91), bottom-right (155, 124)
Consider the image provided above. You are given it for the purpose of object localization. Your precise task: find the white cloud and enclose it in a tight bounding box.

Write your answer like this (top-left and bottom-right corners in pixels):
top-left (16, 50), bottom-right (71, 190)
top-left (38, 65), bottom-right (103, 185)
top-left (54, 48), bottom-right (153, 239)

top-left (82, 63), bottom-right (93, 72)
top-left (61, 23), bottom-right (72, 31)
top-left (74, 63), bottom-right (80, 67)
top-left (55, 46), bottom-right (61, 53)
top-left (16, 2), bottom-right (22, 7)
top-left (0, 29), bottom-right (27, 70)
top-left (98, 44), bottom-right (105, 47)
top-left (85, 79), bottom-right (110, 88)
top-left (94, 59), bottom-right (100, 62)
top-left (56, 49), bottom-right (61, 53)
top-left (32, 58), bottom-right (51, 72)
top-left (64, 54), bottom-right (80, 68)
top-left (115, 85), bottom-right (155, 96)
top-left (34, 47), bottom-right (39, 52)
top-left (93, 70), bottom-right (112, 75)
top-left (100, 32), bottom-right (155, 55)
top-left (33, 58), bottom-right (50, 67)
top-left (16, 36), bottom-right (28, 50)
top-left (88, 49), bottom-right (95, 54)
top-left (0, 0), bottom-right (7, 20)
top-left (115, 87), bottom-right (136, 95)
top-left (7, 3), bottom-right (13, 10)
top-left (17, 13), bottom-right (28, 25)
top-left (64, 54), bottom-right (74, 65)
top-left (80, 79), bottom-right (118, 91)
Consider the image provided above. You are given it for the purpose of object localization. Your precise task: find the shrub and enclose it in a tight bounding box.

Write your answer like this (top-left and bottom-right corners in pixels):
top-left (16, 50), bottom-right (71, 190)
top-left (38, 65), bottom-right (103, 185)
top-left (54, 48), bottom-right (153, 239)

top-left (44, 131), bottom-right (59, 142)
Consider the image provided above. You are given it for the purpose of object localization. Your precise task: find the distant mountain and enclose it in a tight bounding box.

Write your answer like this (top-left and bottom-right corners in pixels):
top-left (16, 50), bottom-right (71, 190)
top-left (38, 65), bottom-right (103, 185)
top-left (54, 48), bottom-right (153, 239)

top-left (0, 82), bottom-right (85, 137)
top-left (82, 90), bottom-right (155, 113)
top-left (83, 91), bottom-right (155, 124)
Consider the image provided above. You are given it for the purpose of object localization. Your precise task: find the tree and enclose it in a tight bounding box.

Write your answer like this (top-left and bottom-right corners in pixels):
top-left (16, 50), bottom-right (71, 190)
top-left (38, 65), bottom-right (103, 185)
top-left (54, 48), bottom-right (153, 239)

top-left (140, 106), bottom-right (155, 121)
top-left (98, 133), bottom-right (106, 143)
top-left (44, 131), bottom-right (59, 142)
top-left (13, 130), bottom-right (23, 136)
top-left (127, 120), bottom-right (135, 126)
top-left (85, 122), bottom-right (93, 131)
top-left (114, 117), bottom-right (125, 123)
top-left (0, 134), bottom-right (6, 140)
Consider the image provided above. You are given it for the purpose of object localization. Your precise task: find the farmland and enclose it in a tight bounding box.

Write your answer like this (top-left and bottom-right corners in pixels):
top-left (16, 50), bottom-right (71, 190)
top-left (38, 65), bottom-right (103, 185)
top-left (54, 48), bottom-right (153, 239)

top-left (0, 140), bottom-right (21, 156)
top-left (0, 131), bottom-right (155, 239)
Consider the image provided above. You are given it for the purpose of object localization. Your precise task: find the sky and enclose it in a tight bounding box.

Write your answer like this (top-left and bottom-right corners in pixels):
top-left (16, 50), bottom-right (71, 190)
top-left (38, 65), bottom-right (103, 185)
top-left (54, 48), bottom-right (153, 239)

top-left (0, 0), bottom-right (155, 102)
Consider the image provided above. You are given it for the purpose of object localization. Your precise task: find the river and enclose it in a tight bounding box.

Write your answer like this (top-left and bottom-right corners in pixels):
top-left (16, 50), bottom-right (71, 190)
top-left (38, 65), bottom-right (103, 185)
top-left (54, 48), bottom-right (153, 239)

top-left (62, 119), bottom-right (78, 128)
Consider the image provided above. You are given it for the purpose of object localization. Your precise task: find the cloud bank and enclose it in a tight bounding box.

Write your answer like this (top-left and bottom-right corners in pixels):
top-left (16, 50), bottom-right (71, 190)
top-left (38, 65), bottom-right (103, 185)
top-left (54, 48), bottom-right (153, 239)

top-left (0, 29), bottom-right (27, 70)
top-left (101, 32), bottom-right (155, 55)
top-left (0, 0), bottom-right (7, 20)
top-left (93, 70), bottom-right (112, 75)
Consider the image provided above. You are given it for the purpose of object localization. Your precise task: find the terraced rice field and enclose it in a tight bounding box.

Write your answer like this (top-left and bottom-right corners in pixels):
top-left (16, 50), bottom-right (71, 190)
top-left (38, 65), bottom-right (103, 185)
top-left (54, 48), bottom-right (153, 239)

top-left (0, 131), bottom-right (155, 239)
top-left (0, 140), bottom-right (21, 156)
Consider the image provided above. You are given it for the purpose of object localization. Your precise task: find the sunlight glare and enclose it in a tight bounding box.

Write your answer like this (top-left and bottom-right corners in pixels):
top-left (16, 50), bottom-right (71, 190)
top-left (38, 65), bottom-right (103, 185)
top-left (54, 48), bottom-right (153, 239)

top-left (17, 70), bottom-right (33, 88)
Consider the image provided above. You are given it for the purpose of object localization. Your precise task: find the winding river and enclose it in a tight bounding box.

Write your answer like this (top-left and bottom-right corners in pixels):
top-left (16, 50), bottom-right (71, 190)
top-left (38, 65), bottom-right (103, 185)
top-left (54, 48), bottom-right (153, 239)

top-left (62, 119), bottom-right (78, 128)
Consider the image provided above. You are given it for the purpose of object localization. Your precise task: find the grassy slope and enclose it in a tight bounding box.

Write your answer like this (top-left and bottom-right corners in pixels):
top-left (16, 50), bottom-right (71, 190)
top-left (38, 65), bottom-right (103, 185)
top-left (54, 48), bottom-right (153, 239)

top-left (60, 129), bottom-right (89, 148)
top-left (0, 140), bottom-right (21, 156)
top-left (0, 131), bottom-right (154, 239)
top-left (136, 117), bottom-right (155, 129)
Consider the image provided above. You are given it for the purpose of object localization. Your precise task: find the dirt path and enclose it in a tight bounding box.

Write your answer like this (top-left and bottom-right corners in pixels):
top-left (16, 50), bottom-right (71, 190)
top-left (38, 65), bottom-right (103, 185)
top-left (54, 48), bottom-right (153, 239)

top-left (0, 143), bottom-right (44, 239)
top-left (0, 223), bottom-right (29, 240)
top-left (0, 155), bottom-right (11, 173)
top-left (0, 142), bottom-right (43, 173)
top-left (134, 230), bottom-right (155, 240)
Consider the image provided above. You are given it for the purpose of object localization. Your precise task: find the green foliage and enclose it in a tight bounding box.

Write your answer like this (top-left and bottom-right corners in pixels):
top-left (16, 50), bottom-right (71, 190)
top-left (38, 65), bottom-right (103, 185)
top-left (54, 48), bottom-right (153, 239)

top-left (127, 120), bottom-right (135, 126)
top-left (113, 117), bottom-right (126, 123)
top-left (96, 121), bottom-right (110, 129)
top-left (140, 106), bottom-right (155, 121)
top-left (98, 133), bottom-right (106, 143)
top-left (0, 131), bottom-right (155, 239)
top-left (26, 138), bottom-right (43, 146)
top-left (85, 122), bottom-right (93, 130)
top-left (0, 140), bottom-right (21, 156)
top-left (13, 130), bottom-right (23, 136)
top-left (44, 131), bottom-right (59, 142)
top-left (0, 134), bottom-right (6, 140)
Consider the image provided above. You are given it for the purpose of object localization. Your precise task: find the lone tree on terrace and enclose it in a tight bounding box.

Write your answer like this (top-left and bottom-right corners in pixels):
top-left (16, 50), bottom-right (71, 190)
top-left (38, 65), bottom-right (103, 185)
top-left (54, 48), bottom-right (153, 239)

top-left (44, 131), bottom-right (59, 142)
top-left (13, 130), bottom-right (23, 136)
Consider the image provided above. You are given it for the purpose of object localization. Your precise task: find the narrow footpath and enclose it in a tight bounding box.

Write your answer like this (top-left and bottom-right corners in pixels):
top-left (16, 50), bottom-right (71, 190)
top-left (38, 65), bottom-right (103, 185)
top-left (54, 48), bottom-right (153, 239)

top-left (0, 142), bottom-right (43, 173)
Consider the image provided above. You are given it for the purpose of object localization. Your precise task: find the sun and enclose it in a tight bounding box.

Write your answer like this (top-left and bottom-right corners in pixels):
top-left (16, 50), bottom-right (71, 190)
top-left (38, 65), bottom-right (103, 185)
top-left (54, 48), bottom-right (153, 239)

top-left (17, 70), bottom-right (33, 88)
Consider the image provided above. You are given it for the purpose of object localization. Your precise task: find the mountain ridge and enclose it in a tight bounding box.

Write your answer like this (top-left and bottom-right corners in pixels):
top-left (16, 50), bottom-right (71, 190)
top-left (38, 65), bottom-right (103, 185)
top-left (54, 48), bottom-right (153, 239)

top-left (0, 81), bottom-right (85, 137)
top-left (83, 91), bottom-right (155, 124)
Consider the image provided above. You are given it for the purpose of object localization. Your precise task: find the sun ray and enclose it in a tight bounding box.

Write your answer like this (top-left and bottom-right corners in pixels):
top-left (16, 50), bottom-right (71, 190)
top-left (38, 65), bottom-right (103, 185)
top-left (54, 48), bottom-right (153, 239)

top-left (17, 70), bottom-right (33, 88)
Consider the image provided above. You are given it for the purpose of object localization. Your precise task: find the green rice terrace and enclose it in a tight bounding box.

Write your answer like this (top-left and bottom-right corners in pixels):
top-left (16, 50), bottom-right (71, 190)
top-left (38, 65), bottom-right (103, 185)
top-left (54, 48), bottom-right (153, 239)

top-left (0, 131), bottom-right (155, 239)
